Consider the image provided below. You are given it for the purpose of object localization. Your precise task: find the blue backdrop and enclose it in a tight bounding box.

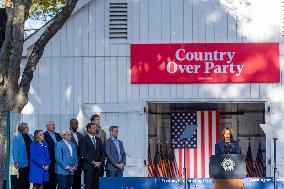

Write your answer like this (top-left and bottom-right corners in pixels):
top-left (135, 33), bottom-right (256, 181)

top-left (100, 177), bottom-right (284, 189)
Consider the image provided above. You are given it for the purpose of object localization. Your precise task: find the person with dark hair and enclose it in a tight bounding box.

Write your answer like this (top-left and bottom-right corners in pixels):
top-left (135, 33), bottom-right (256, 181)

top-left (90, 114), bottom-right (106, 143)
top-left (90, 114), bottom-right (106, 176)
top-left (43, 121), bottom-right (62, 189)
top-left (12, 122), bottom-right (33, 189)
top-left (30, 130), bottom-right (51, 189)
top-left (215, 127), bottom-right (241, 155)
top-left (104, 125), bottom-right (126, 177)
top-left (79, 123), bottom-right (104, 189)
top-left (69, 119), bottom-right (83, 189)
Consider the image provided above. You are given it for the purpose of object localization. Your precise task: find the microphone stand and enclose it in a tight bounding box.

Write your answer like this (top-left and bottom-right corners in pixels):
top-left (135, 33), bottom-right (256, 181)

top-left (273, 138), bottom-right (278, 189)
top-left (183, 139), bottom-right (187, 189)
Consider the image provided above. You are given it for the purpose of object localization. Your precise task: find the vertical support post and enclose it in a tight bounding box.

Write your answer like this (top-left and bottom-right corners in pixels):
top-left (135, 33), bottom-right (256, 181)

top-left (183, 140), bottom-right (187, 189)
top-left (273, 138), bottom-right (277, 189)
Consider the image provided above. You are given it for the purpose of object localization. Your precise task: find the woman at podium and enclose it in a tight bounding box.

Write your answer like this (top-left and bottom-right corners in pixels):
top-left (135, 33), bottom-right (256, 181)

top-left (215, 127), bottom-right (241, 155)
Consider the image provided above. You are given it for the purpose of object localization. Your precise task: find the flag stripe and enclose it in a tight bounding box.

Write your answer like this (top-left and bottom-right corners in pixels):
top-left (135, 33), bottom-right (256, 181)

top-left (186, 148), bottom-right (190, 178)
top-left (178, 149), bottom-right (182, 178)
top-left (201, 111), bottom-right (205, 178)
top-left (190, 148), bottom-right (195, 178)
top-left (197, 111), bottom-right (202, 178)
top-left (204, 111), bottom-right (209, 178)
top-left (212, 111), bottom-right (217, 155)
top-left (216, 112), bottom-right (220, 141)
top-left (194, 148), bottom-right (197, 178)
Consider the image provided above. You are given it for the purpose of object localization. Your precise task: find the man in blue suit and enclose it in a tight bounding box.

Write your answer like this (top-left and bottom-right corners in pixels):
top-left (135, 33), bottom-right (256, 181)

top-left (104, 125), bottom-right (126, 177)
top-left (55, 129), bottom-right (78, 189)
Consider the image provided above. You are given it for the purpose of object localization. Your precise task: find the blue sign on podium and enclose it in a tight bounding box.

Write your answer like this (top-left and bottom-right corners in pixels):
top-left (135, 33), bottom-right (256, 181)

top-left (100, 177), bottom-right (284, 189)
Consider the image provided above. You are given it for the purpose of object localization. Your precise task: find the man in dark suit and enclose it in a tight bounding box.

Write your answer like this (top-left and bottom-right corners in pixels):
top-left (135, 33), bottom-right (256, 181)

top-left (43, 121), bottom-right (62, 189)
top-left (79, 123), bottom-right (104, 189)
top-left (69, 119), bottom-right (83, 189)
top-left (90, 114), bottom-right (106, 177)
top-left (104, 125), bottom-right (126, 177)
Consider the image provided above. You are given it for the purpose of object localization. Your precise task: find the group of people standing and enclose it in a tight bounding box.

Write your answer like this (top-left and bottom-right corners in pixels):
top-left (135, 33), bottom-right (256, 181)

top-left (12, 114), bottom-right (126, 189)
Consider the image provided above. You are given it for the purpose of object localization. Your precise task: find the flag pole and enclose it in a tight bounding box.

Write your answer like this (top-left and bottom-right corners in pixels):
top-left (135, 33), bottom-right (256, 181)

top-left (183, 139), bottom-right (187, 189)
top-left (273, 138), bottom-right (277, 189)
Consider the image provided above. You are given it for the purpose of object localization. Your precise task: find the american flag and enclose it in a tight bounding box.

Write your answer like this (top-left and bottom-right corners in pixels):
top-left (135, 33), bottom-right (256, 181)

top-left (148, 144), bottom-right (154, 177)
top-left (171, 111), bottom-right (220, 178)
top-left (255, 143), bottom-right (265, 177)
top-left (246, 141), bottom-right (254, 177)
top-left (154, 144), bottom-right (163, 177)
top-left (168, 147), bottom-right (179, 178)
top-left (160, 144), bottom-right (170, 177)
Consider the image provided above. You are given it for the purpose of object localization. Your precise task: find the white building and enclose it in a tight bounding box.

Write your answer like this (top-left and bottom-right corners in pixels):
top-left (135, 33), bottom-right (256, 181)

top-left (18, 0), bottom-right (284, 177)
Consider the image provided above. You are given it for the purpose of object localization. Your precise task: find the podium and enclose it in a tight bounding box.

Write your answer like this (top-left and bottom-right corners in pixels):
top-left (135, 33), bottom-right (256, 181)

top-left (209, 154), bottom-right (246, 189)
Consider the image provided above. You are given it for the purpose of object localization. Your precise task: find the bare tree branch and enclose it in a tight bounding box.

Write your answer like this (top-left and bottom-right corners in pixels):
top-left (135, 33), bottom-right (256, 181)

top-left (7, 0), bottom-right (25, 109)
top-left (0, 8), bottom-right (13, 82)
top-left (24, 0), bottom-right (33, 20)
top-left (17, 0), bottom-right (78, 110)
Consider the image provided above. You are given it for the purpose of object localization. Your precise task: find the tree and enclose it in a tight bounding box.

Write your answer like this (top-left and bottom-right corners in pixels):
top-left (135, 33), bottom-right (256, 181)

top-left (0, 0), bottom-right (79, 187)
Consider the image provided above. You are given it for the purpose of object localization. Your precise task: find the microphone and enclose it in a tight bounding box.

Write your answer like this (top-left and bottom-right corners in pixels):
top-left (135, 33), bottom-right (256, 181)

top-left (96, 128), bottom-right (100, 134)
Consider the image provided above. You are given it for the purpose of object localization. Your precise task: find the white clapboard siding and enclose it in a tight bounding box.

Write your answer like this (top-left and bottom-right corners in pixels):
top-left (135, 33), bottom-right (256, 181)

top-left (84, 103), bottom-right (146, 176)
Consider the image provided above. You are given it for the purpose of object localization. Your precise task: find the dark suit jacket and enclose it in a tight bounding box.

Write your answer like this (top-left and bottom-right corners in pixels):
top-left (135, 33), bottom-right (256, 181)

top-left (71, 131), bottom-right (83, 147)
top-left (215, 140), bottom-right (241, 155)
top-left (79, 135), bottom-right (104, 171)
top-left (104, 137), bottom-right (126, 171)
top-left (44, 131), bottom-right (62, 167)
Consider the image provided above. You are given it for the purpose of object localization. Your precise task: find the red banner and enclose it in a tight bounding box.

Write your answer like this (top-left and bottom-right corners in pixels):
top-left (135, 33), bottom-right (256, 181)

top-left (131, 43), bottom-right (280, 83)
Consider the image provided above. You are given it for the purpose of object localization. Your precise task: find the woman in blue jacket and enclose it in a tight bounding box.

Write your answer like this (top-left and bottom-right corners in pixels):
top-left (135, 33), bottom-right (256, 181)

top-left (29, 130), bottom-right (51, 189)
top-left (12, 122), bottom-right (33, 189)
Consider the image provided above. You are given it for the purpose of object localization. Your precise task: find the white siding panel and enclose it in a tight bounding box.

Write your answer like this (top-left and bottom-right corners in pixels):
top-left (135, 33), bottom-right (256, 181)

top-left (126, 57), bottom-right (132, 102)
top-left (104, 57), bottom-right (111, 103)
top-left (51, 32), bottom-right (61, 57)
top-left (88, 0), bottom-right (96, 56)
top-left (73, 57), bottom-right (83, 115)
top-left (95, 57), bottom-right (105, 103)
top-left (74, 10), bottom-right (83, 57)
top-left (51, 57), bottom-right (61, 115)
top-left (82, 57), bottom-right (90, 103)
top-left (38, 58), bottom-right (52, 127)
top-left (110, 56), bottom-right (118, 103)
top-left (38, 58), bottom-right (52, 115)
top-left (184, 0), bottom-right (193, 43)
top-left (95, 0), bottom-right (105, 56)
top-left (42, 41), bottom-right (52, 57)
top-left (118, 56), bottom-right (127, 103)
top-left (60, 24), bottom-right (67, 57)
top-left (132, 0), bottom-right (140, 44)
top-left (88, 57), bottom-right (96, 103)
top-left (82, 5), bottom-right (89, 57)
top-left (66, 19), bottom-right (74, 57)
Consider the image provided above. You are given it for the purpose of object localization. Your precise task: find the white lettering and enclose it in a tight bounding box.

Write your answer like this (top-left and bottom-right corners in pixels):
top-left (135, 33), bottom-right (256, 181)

top-left (175, 49), bottom-right (185, 61)
top-left (166, 61), bottom-right (178, 73)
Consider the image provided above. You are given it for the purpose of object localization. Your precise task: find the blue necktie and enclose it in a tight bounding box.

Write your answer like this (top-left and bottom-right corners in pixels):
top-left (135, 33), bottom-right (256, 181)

top-left (92, 137), bottom-right (96, 149)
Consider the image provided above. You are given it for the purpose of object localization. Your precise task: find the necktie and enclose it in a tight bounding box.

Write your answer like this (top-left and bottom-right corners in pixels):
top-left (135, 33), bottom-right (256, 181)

top-left (92, 137), bottom-right (96, 149)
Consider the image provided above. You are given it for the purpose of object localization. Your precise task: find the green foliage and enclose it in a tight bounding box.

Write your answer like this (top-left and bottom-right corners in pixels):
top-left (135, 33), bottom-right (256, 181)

top-left (0, 0), bottom-right (66, 17)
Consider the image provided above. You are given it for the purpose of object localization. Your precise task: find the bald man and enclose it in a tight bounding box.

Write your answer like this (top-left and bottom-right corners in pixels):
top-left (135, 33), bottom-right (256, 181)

top-left (44, 121), bottom-right (62, 189)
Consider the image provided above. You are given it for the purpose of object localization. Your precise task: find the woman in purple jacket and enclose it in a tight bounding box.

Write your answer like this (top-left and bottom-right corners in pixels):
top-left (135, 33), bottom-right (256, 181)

top-left (29, 130), bottom-right (51, 189)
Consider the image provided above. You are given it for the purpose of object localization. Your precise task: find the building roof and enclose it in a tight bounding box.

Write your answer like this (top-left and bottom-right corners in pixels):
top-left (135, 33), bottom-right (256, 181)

top-left (23, 0), bottom-right (91, 56)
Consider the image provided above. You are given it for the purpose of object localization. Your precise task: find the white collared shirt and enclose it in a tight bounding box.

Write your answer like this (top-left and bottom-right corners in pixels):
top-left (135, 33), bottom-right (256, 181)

top-left (63, 139), bottom-right (73, 157)
top-left (72, 132), bottom-right (78, 145)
